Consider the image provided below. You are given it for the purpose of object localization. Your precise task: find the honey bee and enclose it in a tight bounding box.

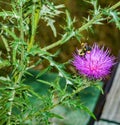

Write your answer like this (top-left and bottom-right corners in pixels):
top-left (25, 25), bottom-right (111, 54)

top-left (77, 42), bottom-right (91, 56)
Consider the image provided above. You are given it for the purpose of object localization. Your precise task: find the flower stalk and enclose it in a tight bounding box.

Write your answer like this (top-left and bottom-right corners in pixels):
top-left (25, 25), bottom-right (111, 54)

top-left (42, 1), bottom-right (120, 51)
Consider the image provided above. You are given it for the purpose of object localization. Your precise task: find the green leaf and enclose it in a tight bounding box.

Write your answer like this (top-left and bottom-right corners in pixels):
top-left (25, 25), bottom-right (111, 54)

top-left (36, 66), bottom-right (52, 78)
top-left (0, 59), bottom-right (11, 69)
top-left (0, 11), bottom-right (19, 19)
top-left (40, 2), bottom-right (64, 37)
top-left (79, 104), bottom-right (96, 120)
top-left (50, 112), bottom-right (63, 119)
top-left (65, 10), bottom-right (73, 30)
top-left (109, 11), bottom-right (120, 29)
top-left (37, 79), bottom-right (52, 87)
top-left (65, 10), bottom-right (76, 32)
top-left (93, 83), bottom-right (104, 94)
top-left (47, 19), bottom-right (57, 37)
top-left (2, 26), bottom-right (18, 40)
top-left (0, 76), bottom-right (11, 84)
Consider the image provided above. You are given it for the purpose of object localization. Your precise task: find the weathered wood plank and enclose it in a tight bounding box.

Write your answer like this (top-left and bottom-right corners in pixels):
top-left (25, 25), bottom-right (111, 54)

top-left (95, 63), bottom-right (120, 125)
top-left (95, 120), bottom-right (118, 125)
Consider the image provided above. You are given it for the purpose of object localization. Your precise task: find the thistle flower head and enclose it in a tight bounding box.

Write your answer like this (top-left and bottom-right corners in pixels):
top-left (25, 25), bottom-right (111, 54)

top-left (72, 44), bottom-right (115, 79)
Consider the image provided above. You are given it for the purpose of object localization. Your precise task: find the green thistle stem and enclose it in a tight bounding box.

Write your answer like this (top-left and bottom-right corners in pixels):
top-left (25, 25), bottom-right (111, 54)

top-left (27, 1), bottom-right (41, 52)
top-left (42, 1), bottom-right (120, 51)
top-left (110, 1), bottom-right (120, 10)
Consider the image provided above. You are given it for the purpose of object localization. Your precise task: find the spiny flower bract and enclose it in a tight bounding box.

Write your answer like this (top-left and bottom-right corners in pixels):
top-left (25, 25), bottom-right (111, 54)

top-left (72, 44), bottom-right (115, 79)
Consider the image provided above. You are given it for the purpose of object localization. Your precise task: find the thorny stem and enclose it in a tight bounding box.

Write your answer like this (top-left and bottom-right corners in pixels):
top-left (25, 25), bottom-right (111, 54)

top-left (6, 1), bottom-right (42, 124)
top-left (29, 81), bottom-right (94, 118)
top-left (42, 39), bottom-right (62, 51)
top-left (1, 35), bottom-right (10, 52)
top-left (110, 1), bottom-right (120, 10)
top-left (42, 1), bottom-right (120, 51)
top-left (7, 2), bottom-right (25, 124)
top-left (27, 1), bottom-right (41, 52)
top-left (50, 82), bottom-right (94, 109)
top-left (42, 32), bottom-right (74, 51)
top-left (78, 14), bottom-right (101, 32)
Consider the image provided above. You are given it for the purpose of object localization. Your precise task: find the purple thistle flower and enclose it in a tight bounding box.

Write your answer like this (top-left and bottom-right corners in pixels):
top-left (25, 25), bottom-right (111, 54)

top-left (72, 44), bottom-right (115, 79)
